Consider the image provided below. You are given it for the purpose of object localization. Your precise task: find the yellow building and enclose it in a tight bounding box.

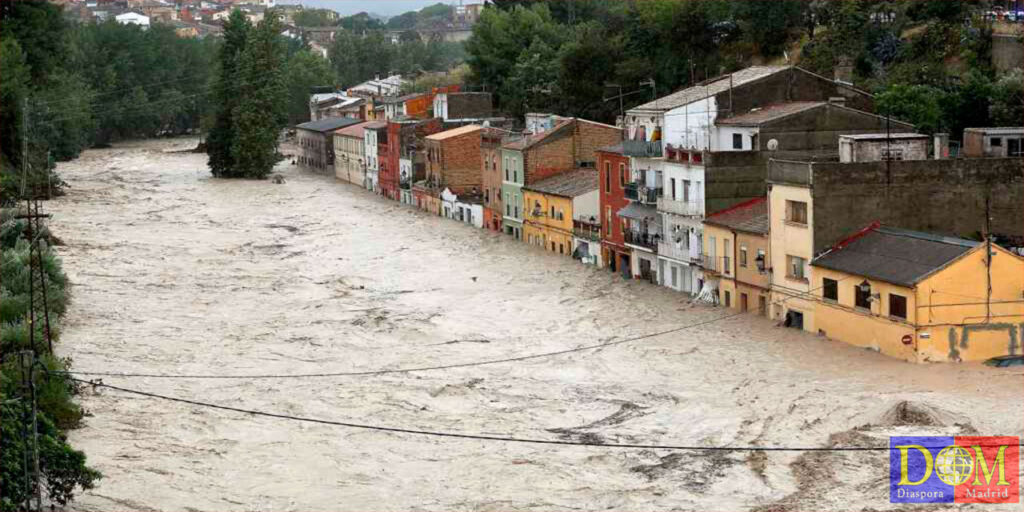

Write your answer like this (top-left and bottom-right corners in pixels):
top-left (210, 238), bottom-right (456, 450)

top-left (767, 178), bottom-right (817, 330)
top-left (702, 198), bottom-right (771, 315)
top-left (810, 224), bottom-right (1024, 362)
top-left (522, 169), bottom-right (600, 258)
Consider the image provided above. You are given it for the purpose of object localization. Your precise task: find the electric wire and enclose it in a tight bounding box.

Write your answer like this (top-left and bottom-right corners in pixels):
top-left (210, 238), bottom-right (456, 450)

top-left (57, 275), bottom-right (857, 379)
top-left (73, 376), bottom-right (1017, 453)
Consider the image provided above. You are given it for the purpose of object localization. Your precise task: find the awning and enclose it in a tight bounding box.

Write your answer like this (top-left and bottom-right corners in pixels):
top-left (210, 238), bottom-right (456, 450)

top-left (616, 202), bottom-right (658, 221)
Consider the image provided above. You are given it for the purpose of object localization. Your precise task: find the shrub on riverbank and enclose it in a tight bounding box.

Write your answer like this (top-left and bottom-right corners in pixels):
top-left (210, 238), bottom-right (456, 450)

top-left (0, 208), bottom-right (99, 510)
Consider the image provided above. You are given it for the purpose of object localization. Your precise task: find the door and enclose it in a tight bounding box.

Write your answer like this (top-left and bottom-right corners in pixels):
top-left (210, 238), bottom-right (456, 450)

top-left (620, 255), bottom-right (631, 279)
top-left (758, 295), bottom-right (766, 316)
top-left (740, 293), bottom-right (748, 312)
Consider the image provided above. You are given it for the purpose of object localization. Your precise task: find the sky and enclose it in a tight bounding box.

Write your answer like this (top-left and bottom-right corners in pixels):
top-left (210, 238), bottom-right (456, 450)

top-left (275, 0), bottom-right (460, 18)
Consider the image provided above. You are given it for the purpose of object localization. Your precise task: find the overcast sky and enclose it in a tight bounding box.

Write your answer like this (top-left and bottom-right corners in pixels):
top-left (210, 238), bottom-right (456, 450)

top-left (276, 0), bottom-right (460, 18)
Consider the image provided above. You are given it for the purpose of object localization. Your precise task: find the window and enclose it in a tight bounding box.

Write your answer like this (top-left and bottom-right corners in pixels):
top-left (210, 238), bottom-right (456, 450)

top-left (732, 133), bottom-right (743, 150)
top-left (683, 180), bottom-right (690, 203)
top-left (787, 255), bottom-right (805, 280)
top-left (723, 239), bottom-right (731, 275)
top-left (550, 206), bottom-right (555, 218)
top-left (881, 147), bottom-right (904, 161)
top-left (739, 246), bottom-right (748, 267)
top-left (1009, 138), bottom-right (1022, 156)
top-left (606, 207), bottom-right (612, 235)
top-left (786, 200), bottom-right (808, 225)
top-left (557, 209), bottom-right (564, 221)
top-left (889, 294), bottom-right (907, 320)
top-left (559, 243), bottom-right (564, 254)
top-left (670, 178), bottom-right (676, 200)
top-left (504, 158), bottom-right (509, 180)
top-left (605, 162), bottom-right (611, 193)
top-left (991, 137), bottom-right (1002, 147)
top-left (822, 278), bottom-right (838, 302)
top-left (855, 284), bottom-right (871, 310)
top-left (619, 163), bottom-right (626, 187)
top-left (484, 189), bottom-right (489, 203)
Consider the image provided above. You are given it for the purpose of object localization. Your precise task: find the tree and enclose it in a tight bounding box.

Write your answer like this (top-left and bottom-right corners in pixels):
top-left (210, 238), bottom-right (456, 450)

top-left (989, 69), bottom-right (1024, 126)
top-left (207, 10), bottom-right (251, 178)
top-left (292, 8), bottom-right (337, 27)
top-left (230, 10), bottom-right (287, 179)
top-left (284, 50), bottom-right (334, 124)
top-left (876, 83), bottom-right (943, 134)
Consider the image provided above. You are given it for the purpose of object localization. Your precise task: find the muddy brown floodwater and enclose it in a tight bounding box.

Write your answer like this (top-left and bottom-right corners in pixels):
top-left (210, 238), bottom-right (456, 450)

top-left (49, 138), bottom-right (1020, 511)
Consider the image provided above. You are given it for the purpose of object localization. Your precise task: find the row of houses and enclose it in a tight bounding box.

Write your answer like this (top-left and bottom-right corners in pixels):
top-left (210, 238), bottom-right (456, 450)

top-left (294, 64), bottom-right (1024, 365)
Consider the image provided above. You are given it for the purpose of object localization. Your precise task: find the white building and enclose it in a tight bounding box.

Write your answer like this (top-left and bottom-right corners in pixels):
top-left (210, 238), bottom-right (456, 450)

top-left (349, 75), bottom-right (405, 98)
top-left (364, 122), bottom-right (387, 194)
top-left (115, 12), bottom-right (150, 27)
top-left (399, 158), bottom-right (415, 205)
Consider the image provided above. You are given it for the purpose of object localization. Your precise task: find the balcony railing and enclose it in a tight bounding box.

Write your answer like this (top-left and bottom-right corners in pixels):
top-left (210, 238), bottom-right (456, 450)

top-left (700, 254), bottom-right (732, 276)
top-left (657, 240), bottom-right (689, 262)
top-left (622, 140), bottom-right (663, 158)
top-left (624, 230), bottom-right (660, 251)
top-left (624, 182), bottom-right (660, 204)
top-left (657, 197), bottom-right (702, 217)
top-left (700, 254), bottom-right (719, 274)
top-left (399, 179), bottom-right (412, 190)
top-left (572, 220), bottom-right (601, 241)
top-left (638, 185), bottom-right (660, 204)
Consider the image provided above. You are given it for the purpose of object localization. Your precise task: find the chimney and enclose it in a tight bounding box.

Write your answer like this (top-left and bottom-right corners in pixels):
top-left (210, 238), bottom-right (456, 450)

top-left (828, 96), bottom-right (846, 108)
top-left (933, 133), bottom-right (949, 160)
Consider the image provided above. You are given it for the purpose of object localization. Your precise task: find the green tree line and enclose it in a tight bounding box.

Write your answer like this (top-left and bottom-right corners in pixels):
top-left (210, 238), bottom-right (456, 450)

top-left (466, 0), bottom-right (1023, 137)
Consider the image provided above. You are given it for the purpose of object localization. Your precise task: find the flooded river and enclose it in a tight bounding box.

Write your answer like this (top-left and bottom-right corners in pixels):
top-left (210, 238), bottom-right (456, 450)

top-left (50, 138), bottom-right (1020, 511)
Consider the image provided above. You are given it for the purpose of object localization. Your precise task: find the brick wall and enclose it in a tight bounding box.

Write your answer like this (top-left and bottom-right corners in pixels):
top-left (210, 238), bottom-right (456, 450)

top-left (573, 122), bottom-right (623, 167)
top-left (481, 138), bottom-right (503, 217)
top-left (426, 129), bottom-right (483, 194)
top-left (598, 150), bottom-right (630, 249)
top-left (525, 131), bottom-right (575, 184)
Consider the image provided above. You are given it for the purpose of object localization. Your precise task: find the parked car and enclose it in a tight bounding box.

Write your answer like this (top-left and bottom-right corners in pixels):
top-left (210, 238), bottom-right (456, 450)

top-left (983, 355), bottom-right (1024, 367)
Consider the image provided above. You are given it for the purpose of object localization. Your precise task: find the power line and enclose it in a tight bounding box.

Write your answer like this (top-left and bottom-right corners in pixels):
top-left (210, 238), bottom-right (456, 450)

top-left (57, 310), bottom-right (750, 379)
top-left (76, 376), bottom-right (995, 453)
top-left (58, 275), bottom-right (857, 380)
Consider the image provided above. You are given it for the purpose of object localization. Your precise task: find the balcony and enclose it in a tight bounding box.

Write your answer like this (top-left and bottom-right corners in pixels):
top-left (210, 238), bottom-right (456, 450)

top-left (700, 254), bottom-right (732, 276)
top-left (624, 230), bottom-right (660, 252)
top-left (399, 179), bottom-right (412, 190)
top-left (657, 197), bottom-right (702, 217)
top-left (572, 220), bottom-right (601, 241)
top-left (624, 182), bottom-right (660, 204)
top-left (700, 254), bottom-right (720, 275)
top-left (657, 239), bottom-right (690, 262)
top-left (622, 140), bottom-right (663, 158)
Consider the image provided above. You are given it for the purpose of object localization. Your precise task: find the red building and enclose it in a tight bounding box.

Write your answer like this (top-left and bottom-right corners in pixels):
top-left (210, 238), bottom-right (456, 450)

top-left (597, 143), bottom-right (632, 278)
top-left (382, 117), bottom-right (442, 201)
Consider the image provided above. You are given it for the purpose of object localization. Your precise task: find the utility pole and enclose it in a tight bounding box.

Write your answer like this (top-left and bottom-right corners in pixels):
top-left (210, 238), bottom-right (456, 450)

top-left (985, 194), bottom-right (992, 322)
top-left (20, 350), bottom-right (41, 512)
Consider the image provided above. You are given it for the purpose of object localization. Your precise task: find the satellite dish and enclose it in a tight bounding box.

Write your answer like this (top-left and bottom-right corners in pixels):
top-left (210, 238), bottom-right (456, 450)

top-left (767, 139), bottom-right (779, 151)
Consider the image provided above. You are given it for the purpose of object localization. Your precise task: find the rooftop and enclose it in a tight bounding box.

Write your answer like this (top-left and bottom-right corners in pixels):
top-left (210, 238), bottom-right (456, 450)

top-left (295, 117), bottom-right (362, 133)
top-left (716, 102), bottom-right (824, 126)
top-left (963, 127), bottom-right (1024, 135)
top-left (502, 120), bottom-right (574, 151)
top-left (630, 66), bottom-right (789, 113)
top-left (363, 121), bottom-right (388, 130)
top-left (703, 198), bottom-right (768, 234)
top-left (596, 142), bottom-right (625, 155)
top-left (426, 124), bottom-right (482, 141)
top-left (523, 169), bottom-right (598, 198)
top-left (839, 132), bottom-right (928, 141)
top-left (811, 225), bottom-right (979, 287)
top-left (334, 120), bottom-right (373, 138)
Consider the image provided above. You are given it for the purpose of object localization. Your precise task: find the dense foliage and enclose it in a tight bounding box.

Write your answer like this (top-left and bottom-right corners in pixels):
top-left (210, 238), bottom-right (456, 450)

top-left (207, 10), bottom-right (287, 179)
top-left (1, 210), bottom-right (101, 510)
top-left (465, 0), bottom-right (1019, 137)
